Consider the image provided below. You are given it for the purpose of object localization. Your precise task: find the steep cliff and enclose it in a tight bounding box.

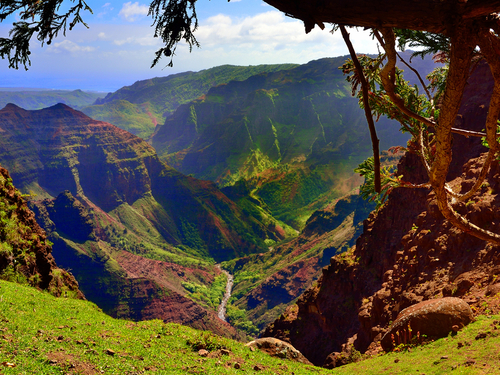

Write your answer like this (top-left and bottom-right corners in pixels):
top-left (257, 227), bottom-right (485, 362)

top-left (0, 166), bottom-right (82, 298)
top-left (82, 64), bottom-right (297, 139)
top-left (152, 56), bottom-right (428, 228)
top-left (263, 61), bottom-right (500, 366)
top-left (223, 192), bottom-right (376, 332)
top-left (0, 103), bottom-right (281, 336)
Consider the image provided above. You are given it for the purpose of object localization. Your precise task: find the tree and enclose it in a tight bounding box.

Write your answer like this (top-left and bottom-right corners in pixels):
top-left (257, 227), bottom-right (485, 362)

top-left (2, 0), bottom-right (500, 243)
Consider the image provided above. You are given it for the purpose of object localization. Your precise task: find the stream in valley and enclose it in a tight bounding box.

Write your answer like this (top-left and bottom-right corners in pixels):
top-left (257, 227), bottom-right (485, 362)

top-left (216, 266), bottom-right (234, 322)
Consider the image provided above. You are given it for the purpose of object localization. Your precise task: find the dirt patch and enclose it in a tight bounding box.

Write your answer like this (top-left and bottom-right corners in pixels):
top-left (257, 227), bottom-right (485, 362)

top-left (47, 351), bottom-right (98, 375)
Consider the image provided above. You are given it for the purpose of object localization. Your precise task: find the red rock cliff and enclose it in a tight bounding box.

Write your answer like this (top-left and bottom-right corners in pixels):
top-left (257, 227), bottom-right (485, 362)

top-left (263, 61), bottom-right (500, 366)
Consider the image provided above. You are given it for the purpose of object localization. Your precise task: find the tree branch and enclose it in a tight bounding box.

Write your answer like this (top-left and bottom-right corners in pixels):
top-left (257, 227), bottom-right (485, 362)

top-left (340, 25), bottom-right (381, 193)
top-left (378, 28), bottom-right (437, 129)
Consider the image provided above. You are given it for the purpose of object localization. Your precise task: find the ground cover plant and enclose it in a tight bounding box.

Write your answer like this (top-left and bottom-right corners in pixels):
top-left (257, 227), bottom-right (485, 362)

top-left (1, 279), bottom-right (500, 374)
top-left (0, 280), bottom-right (325, 374)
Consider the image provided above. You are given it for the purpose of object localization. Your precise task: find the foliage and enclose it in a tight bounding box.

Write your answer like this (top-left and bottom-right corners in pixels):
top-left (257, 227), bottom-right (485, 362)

top-left (341, 54), bottom-right (435, 137)
top-left (0, 1), bottom-right (92, 69)
top-left (225, 304), bottom-right (260, 336)
top-left (149, 0), bottom-right (199, 68)
top-left (187, 331), bottom-right (225, 351)
top-left (394, 29), bottom-right (450, 60)
top-left (354, 156), bottom-right (400, 208)
top-left (0, 174), bottom-right (38, 285)
top-left (182, 272), bottom-right (227, 309)
top-left (342, 53), bottom-right (442, 205)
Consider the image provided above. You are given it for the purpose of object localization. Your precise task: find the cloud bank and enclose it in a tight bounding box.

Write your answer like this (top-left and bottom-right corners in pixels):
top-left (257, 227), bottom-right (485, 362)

top-left (1, 10), bottom-right (380, 90)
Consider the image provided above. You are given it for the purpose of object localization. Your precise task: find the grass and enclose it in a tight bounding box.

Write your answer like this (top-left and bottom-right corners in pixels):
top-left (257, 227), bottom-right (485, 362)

top-left (1, 280), bottom-right (500, 374)
top-left (334, 315), bottom-right (500, 375)
top-left (0, 280), bottom-right (325, 374)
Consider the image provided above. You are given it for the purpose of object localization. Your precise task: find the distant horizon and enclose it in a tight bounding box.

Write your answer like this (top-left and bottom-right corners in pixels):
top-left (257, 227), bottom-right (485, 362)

top-left (0, 57), bottom-right (341, 93)
top-left (1, 1), bottom-right (380, 92)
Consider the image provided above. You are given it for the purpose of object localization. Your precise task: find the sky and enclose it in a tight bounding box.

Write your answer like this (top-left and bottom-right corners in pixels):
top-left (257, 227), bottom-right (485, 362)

top-left (0, 1), bottom-right (381, 92)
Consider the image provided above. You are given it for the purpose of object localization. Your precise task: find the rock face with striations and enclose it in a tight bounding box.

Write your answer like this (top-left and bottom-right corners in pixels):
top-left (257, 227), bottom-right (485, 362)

top-left (0, 103), bottom-right (282, 337)
top-left (0, 165), bottom-right (83, 298)
top-left (263, 61), bottom-right (500, 366)
top-left (151, 56), bottom-right (418, 229)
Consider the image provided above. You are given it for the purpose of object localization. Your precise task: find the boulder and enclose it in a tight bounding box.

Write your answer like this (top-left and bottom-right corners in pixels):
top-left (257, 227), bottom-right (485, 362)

top-left (246, 338), bottom-right (312, 365)
top-left (380, 297), bottom-right (473, 352)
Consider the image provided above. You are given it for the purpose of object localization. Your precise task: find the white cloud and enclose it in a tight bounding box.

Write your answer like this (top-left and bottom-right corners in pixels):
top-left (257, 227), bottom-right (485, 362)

top-left (113, 34), bottom-right (160, 47)
top-left (97, 3), bottom-right (114, 18)
top-left (119, 2), bottom-right (149, 22)
top-left (193, 12), bottom-right (346, 57)
top-left (1, 11), bottom-right (384, 91)
top-left (49, 40), bottom-right (95, 54)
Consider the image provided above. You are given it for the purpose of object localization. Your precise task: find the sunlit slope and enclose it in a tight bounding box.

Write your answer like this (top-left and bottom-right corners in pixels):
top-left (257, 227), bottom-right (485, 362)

top-left (152, 57), bottom-right (411, 228)
top-left (82, 64), bottom-right (298, 139)
top-left (0, 103), bottom-right (282, 334)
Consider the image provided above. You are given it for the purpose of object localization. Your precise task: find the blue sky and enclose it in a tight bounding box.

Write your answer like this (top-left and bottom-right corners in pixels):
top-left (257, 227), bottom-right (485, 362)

top-left (0, 1), bottom-right (380, 92)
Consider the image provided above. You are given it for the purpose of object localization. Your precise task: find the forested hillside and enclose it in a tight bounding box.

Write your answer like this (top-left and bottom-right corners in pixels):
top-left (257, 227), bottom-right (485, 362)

top-left (81, 64), bottom-right (297, 139)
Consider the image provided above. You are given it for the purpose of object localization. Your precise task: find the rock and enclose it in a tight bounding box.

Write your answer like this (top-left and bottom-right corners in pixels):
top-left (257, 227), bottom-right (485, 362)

top-left (381, 297), bottom-right (473, 351)
top-left (485, 283), bottom-right (500, 296)
top-left (464, 358), bottom-right (476, 366)
top-left (323, 352), bottom-right (349, 369)
top-left (475, 332), bottom-right (488, 340)
top-left (198, 349), bottom-right (209, 357)
top-left (105, 349), bottom-right (115, 356)
top-left (246, 338), bottom-right (312, 365)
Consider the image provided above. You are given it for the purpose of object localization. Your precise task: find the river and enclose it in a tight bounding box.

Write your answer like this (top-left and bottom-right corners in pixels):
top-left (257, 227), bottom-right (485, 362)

top-left (216, 266), bottom-right (234, 322)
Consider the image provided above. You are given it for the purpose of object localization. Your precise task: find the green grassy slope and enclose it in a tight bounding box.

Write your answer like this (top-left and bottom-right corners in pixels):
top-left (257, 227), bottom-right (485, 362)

top-left (82, 64), bottom-right (298, 139)
top-left (1, 279), bottom-right (499, 374)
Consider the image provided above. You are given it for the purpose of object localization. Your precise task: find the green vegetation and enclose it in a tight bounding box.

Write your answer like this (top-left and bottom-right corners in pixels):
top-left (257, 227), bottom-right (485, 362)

top-left (153, 56), bottom-right (414, 231)
top-left (182, 272), bottom-right (227, 309)
top-left (81, 100), bottom-right (160, 139)
top-left (82, 64), bottom-right (298, 139)
top-left (0, 175), bottom-right (43, 285)
top-left (226, 304), bottom-right (260, 336)
top-left (0, 179), bottom-right (35, 285)
top-left (1, 279), bottom-right (500, 374)
top-left (0, 280), bottom-right (322, 374)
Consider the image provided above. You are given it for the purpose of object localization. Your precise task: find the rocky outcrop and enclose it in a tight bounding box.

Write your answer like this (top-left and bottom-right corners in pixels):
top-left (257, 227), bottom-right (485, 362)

top-left (380, 297), bottom-right (473, 351)
top-left (245, 338), bottom-right (312, 365)
top-left (0, 165), bottom-right (82, 298)
top-left (263, 61), bottom-right (500, 366)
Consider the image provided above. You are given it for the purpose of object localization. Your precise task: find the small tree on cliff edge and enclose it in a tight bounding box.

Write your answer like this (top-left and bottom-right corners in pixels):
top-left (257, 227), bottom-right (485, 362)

top-left (2, 0), bottom-right (500, 244)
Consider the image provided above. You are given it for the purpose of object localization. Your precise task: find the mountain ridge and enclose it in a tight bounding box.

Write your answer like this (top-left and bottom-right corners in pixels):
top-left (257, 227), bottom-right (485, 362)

top-left (0, 102), bottom-right (284, 336)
